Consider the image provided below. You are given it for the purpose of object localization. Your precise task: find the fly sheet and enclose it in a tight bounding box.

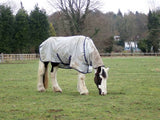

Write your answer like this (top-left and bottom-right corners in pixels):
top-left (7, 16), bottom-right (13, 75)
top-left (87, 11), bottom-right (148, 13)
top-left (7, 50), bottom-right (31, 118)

top-left (39, 35), bottom-right (104, 74)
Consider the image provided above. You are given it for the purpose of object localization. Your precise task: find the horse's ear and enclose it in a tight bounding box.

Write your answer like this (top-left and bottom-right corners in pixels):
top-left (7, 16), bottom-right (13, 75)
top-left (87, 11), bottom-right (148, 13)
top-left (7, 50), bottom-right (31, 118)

top-left (106, 67), bottom-right (109, 72)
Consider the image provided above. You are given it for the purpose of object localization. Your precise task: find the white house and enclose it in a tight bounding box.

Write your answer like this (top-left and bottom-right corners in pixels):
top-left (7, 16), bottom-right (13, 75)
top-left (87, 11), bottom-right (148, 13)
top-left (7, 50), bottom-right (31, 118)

top-left (124, 41), bottom-right (139, 52)
top-left (114, 36), bottom-right (120, 41)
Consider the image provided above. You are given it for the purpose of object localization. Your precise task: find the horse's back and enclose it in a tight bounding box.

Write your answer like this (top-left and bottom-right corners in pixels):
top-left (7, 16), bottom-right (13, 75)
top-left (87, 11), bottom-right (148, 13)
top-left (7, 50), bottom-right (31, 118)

top-left (39, 35), bottom-right (103, 73)
top-left (45, 35), bottom-right (86, 44)
top-left (39, 35), bottom-right (87, 65)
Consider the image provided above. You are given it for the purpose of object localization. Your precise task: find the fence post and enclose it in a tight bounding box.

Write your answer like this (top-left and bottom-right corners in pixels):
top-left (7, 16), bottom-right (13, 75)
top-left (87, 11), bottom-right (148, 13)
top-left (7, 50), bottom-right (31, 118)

top-left (0, 53), bottom-right (4, 63)
top-left (0, 53), bottom-right (1, 63)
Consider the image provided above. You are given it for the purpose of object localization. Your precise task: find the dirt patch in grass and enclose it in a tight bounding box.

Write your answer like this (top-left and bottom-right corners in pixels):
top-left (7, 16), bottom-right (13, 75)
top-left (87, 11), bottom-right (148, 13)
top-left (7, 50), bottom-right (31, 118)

top-left (47, 109), bottom-right (63, 113)
top-left (151, 68), bottom-right (160, 72)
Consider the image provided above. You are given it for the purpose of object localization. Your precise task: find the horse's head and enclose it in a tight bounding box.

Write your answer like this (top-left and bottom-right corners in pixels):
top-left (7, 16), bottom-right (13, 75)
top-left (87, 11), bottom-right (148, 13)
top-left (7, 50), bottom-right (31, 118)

top-left (94, 66), bottom-right (109, 95)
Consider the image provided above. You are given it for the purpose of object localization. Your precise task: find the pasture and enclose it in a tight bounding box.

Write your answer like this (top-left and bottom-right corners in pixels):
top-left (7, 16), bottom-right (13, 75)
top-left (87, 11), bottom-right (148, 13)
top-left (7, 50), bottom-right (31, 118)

top-left (0, 57), bottom-right (160, 120)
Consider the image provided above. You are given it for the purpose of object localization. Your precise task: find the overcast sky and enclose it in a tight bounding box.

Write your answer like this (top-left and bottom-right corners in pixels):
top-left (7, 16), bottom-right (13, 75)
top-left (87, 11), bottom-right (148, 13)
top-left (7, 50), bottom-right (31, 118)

top-left (1, 0), bottom-right (160, 15)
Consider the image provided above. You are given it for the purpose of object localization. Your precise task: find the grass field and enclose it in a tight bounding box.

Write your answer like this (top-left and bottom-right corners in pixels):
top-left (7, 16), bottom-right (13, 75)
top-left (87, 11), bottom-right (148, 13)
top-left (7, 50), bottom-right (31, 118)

top-left (0, 57), bottom-right (160, 120)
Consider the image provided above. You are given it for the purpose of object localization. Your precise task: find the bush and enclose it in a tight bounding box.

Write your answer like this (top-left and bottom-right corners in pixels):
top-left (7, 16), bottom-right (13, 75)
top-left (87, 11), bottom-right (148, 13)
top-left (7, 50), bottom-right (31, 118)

top-left (138, 39), bottom-right (150, 53)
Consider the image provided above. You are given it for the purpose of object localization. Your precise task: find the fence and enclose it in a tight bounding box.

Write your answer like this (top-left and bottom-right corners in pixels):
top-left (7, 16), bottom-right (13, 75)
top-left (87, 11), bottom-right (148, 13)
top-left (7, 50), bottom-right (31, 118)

top-left (100, 53), bottom-right (160, 56)
top-left (0, 53), bottom-right (39, 63)
top-left (0, 53), bottom-right (160, 63)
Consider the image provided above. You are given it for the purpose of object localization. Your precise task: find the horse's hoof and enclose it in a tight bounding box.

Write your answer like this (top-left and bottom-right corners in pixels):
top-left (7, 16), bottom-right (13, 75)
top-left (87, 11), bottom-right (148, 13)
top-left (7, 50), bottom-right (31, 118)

top-left (38, 88), bottom-right (46, 92)
top-left (55, 90), bottom-right (62, 93)
top-left (80, 92), bottom-right (89, 95)
top-left (53, 87), bottom-right (62, 93)
top-left (37, 84), bottom-right (46, 92)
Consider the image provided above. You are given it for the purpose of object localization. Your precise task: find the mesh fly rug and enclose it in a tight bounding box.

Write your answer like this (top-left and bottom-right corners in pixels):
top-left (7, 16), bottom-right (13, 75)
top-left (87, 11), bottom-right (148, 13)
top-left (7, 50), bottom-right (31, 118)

top-left (39, 35), bottom-right (104, 74)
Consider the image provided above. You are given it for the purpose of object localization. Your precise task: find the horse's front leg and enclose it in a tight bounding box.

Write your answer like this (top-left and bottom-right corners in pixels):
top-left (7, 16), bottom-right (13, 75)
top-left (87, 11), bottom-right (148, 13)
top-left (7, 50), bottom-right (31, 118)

top-left (51, 66), bottom-right (62, 93)
top-left (77, 72), bottom-right (89, 95)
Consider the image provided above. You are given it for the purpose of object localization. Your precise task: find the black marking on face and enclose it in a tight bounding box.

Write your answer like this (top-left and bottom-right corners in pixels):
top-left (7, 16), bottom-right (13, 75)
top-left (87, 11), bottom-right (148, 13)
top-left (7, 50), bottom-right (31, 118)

top-left (94, 67), bottom-right (103, 94)
top-left (98, 88), bottom-right (102, 95)
top-left (94, 67), bottom-right (102, 86)
top-left (102, 69), bottom-right (106, 78)
top-left (97, 66), bottom-right (101, 74)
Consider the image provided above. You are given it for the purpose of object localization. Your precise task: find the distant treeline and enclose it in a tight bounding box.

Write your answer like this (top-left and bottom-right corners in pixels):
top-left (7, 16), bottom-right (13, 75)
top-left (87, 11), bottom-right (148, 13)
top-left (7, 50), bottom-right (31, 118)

top-left (0, 5), bottom-right (56, 53)
top-left (49, 9), bottom-right (160, 53)
top-left (0, 4), bottom-right (160, 53)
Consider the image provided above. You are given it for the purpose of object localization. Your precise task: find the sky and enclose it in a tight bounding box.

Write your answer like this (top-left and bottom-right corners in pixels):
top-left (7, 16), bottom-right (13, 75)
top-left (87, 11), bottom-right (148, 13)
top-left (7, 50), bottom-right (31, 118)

top-left (1, 0), bottom-right (160, 15)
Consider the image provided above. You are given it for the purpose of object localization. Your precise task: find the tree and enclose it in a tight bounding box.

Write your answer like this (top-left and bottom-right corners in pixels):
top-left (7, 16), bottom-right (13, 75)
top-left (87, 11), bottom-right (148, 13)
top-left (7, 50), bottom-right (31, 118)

top-left (49, 23), bottom-right (56, 36)
top-left (48, 0), bottom-right (99, 35)
top-left (49, 8), bottom-right (148, 52)
top-left (29, 5), bottom-right (49, 52)
top-left (104, 36), bottom-right (114, 53)
top-left (147, 10), bottom-right (160, 53)
top-left (0, 5), bottom-right (14, 53)
top-left (115, 11), bottom-right (148, 51)
top-left (13, 8), bottom-right (30, 53)
top-left (138, 39), bottom-right (149, 53)
top-left (117, 9), bottom-right (123, 17)
top-left (116, 12), bottom-right (125, 46)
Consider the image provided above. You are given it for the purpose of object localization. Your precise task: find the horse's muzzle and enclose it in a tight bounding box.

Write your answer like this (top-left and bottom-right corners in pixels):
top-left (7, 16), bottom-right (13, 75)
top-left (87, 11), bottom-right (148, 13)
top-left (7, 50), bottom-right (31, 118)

top-left (101, 92), bottom-right (106, 96)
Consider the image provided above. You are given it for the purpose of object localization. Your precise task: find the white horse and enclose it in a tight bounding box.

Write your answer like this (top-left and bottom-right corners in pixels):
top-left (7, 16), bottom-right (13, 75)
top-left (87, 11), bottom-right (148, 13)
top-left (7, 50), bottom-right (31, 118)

top-left (37, 35), bottom-right (109, 95)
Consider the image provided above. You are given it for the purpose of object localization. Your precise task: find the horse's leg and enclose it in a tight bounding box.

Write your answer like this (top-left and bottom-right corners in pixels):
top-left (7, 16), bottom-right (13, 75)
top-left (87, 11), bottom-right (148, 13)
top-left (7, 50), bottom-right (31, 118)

top-left (77, 72), bottom-right (89, 95)
top-left (51, 66), bottom-right (62, 93)
top-left (37, 60), bottom-right (49, 92)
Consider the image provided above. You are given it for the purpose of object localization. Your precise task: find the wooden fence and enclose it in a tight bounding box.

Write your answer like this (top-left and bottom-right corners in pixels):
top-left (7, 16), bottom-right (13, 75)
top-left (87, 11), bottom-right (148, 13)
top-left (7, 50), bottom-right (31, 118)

top-left (100, 53), bottom-right (160, 56)
top-left (0, 53), bottom-right (39, 63)
top-left (0, 53), bottom-right (160, 63)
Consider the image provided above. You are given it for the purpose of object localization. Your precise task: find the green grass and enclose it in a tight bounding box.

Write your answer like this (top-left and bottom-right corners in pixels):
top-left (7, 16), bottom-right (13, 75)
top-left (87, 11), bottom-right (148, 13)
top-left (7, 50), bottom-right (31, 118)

top-left (0, 57), bottom-right (160, 120)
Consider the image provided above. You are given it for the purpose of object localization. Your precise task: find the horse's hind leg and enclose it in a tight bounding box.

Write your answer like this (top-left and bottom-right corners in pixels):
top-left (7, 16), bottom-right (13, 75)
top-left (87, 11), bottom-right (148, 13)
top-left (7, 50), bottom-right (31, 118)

top-left (51, 64), bottom-right (62, 93)
top-left (77, 72), bottom-right (89, 95)
top-left (37, 61), bottom-right (49, 92)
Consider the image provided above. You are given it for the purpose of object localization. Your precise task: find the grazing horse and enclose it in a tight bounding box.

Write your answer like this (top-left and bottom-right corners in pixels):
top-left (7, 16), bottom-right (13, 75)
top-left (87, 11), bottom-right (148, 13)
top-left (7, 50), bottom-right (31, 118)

top-left (37, 35), bottom-right (109, 95)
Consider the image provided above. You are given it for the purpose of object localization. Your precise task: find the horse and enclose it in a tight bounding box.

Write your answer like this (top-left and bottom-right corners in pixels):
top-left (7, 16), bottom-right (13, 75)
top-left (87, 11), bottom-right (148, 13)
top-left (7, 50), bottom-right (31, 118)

top-left (37, 35), bottom-right (109, 95)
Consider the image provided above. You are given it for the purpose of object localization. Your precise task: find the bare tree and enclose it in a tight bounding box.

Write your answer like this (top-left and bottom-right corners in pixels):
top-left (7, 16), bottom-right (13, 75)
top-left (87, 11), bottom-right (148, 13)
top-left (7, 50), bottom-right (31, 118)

top-left (148, 0), bottom-right (160, 11)
top-left (48, 0), bottom-right (100, 35)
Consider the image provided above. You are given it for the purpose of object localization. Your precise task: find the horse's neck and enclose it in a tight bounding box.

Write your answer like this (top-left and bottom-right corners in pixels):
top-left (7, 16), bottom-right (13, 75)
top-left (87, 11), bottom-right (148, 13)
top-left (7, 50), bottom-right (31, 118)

top-left (91, 49), bottom-right (104, 69)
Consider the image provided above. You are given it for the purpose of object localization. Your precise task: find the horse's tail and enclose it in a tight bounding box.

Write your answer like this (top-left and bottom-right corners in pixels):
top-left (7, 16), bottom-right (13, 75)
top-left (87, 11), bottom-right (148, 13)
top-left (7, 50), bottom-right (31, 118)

top-left (43, 62), bottom-right (49, 89)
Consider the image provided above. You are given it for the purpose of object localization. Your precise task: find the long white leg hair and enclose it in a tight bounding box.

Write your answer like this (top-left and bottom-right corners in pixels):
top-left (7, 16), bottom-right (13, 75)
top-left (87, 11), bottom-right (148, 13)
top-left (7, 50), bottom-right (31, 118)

top-left (77, 72), bottom-right (89, 95)
top-left (37, 60), bottom-right (49, 92)
top-left (51, 66), bottom-right (62, 92)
